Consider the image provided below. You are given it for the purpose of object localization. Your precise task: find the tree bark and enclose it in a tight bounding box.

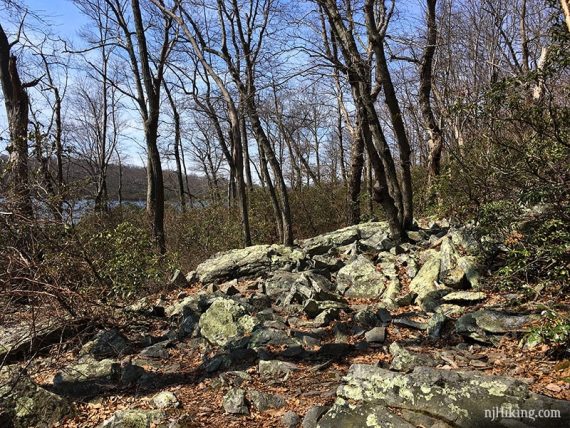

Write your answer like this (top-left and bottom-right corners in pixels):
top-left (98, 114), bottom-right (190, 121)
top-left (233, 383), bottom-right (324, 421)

top-left (0, 24), bottom-right (33, 217)
top-left (420, 0), bottom-right (444, 196)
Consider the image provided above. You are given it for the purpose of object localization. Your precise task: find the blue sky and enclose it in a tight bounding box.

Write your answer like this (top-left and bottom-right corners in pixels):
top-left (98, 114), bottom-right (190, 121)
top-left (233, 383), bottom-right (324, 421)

top-left (26, 0), bottom-right (88, 39)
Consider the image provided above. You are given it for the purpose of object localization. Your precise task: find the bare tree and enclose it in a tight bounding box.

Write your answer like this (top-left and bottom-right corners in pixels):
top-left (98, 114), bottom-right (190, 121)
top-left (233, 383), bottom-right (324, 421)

top-left (0, 21), bottom-right (37, 216)
top-left (420, 0), bottom-right (444, 195)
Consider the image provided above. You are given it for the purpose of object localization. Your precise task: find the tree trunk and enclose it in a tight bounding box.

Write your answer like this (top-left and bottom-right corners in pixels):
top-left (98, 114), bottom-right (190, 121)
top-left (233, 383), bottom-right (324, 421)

top-left (347, 122), bottom-right (365, 225)
top-left (0, 25), bottom-right (33, 217)
top-left (420, 0), bottom-right (444, 196)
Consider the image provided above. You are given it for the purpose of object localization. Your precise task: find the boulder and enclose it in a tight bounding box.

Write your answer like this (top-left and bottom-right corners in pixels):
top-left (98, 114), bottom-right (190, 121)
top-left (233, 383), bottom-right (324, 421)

top-left (314, 308), bottom-right (341, 326)
top-left (409, 253), bottom-right (440, 303)
top-left (198, 298), bottom-right (259, 347)
top-left (282, 410), bottom-right (301, 428)
top-left (298, 226), bottom-right (360, 256)
top-left (195, 244), bottom-right (306, 284)
top-left (389, 342), bottom-right (437, 372)
top-left (442, 291), bottom-right (486, 304)
top-left (335, 364), bottom-right (570, 427)
top-left (223, 388), bottom-right (249, 415)
top-left (258, 360), bottom-right (298, 378)
top-left (53, 357), bottom-right (144, 395)
top-left (359, 231), bottom-right (394, 252)
top-left (247, 390), bottom-right (285, 411)
top-left (456, 310), bottom-right (540, 344)
top-left (248, 327), bottom-right (300, 350)
top-left (152, 391), bottom-right (179, 409)
top-left (99, 409), bottom-right (164, 427)
top-left (0, 318), bottom-right (85, 363)
top-left (0, 366), bottom-right (73, 428)
top-left (302, 405), bottom-right (330, 428)
top-left (80, 329), bottom-right (131, 360)
top-left (317, 402), bottom-right (413, 428)
top-left (303, 300), bottom-right (348, 319)
top-left (336, 255), bottom-right (387, 298)
top-left (364, 327), bottom-right (386, 343)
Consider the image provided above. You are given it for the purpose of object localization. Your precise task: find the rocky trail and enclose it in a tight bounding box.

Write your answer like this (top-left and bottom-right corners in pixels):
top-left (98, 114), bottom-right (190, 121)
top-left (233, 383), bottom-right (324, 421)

top-left (1, 220), bottom-right (570, 427)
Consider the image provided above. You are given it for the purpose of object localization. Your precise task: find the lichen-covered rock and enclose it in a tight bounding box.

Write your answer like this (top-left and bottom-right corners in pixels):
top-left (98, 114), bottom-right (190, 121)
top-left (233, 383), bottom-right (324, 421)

top-left (53, 357), bottom-right (144, 395)
top-left (336, 364), bottom-right (570, 427)
top-left (442, 291), bottom-right (486, 304)
top-left (99, 409), bottom-right (164, 427)
top-left (409, 253), bottom-right (440, 303)
top-left (0, 366), bottom-right (73, 428)
top-left (336, 255), bottom-right (386, 298)
top-left (223, 388), bottom-right (249, 415)
top-left (198, 298), bottom-right (259, 346)
top-left (152, 391), bottom-right (179, 409)
top-left (317, 402), bottom-right (413, 428)
top-left (389, 342), bottom-right (437, 372)
top-left (195, 244), bottom-right (306, 284)
top-left (258, 360), bottom-right (298, 378)
top-left (247, 389), bottom-right (285, 411)
top-left (282, 410), bottom-right (301, 428)
top-left (359, 231), bottom-right (394, 252)
top-left (248, 327), bottom-right (300, 350)
top-left (80, 329), bottom-right (131, 359)
top-left (456, 309), bottom-right (540, 344)
top-left (302, 405), bottom-right (330, 428)
top-left (298, 226), bottom-right (360, 256)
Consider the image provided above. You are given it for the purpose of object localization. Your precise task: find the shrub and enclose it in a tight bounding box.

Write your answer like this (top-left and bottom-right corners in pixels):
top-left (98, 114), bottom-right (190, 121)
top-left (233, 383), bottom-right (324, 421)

top-left (88, 220), bottom-right (175, 298)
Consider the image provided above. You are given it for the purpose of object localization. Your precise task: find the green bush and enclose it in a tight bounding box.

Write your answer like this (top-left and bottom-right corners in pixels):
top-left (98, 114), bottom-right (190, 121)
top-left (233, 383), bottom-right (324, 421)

top-left (89, 221), bottom-right (174, 298)
top-left (526, 309), bottom-right (570, 350)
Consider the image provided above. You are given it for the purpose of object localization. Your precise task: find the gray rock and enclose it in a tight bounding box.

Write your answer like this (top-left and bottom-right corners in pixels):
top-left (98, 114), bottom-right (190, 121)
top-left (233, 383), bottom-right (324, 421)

top-left (198, 298), bottom-right (259, 346)
top-left (314, 308), bottom-right (340, 326)
top-left (364, 326), bottom-right (386, 343)
top-left (81, 329), bottom-right (131, 360)
top-left (303, 300), bottom-right (348, 319)
top-left (427, 311), bottom-right (448, 339)
top-left (317, 402), bottom-right (413, 428)
top-left (392, 317), bottom-right (428, 330)
top-left (456, 309), bottom-right (540, 344)
top-left (336, 364), bottom-right (570, 427)
top-left (99, 409), bottom-right (164, 427)
top-left (376, 307), bottom-right (392, 324)
top-left (406, 230), bottom-right (425, 242)
top-left (389, 342), bottom-right (437, 372)
top-left (311, 254), bottom-right (344, 272)
top-left (359, 231), bottom-right (394, 251)
top-left (219, 371), bottom-right (252, 387)
top-left (337, 255), bottom-right (386, 298)
top-left (409, 252), bottom-right (440, 304)
top-left (302, 405), bottom-right (330, 428)
top-left (354, 309), bottom-right (378, 328)
top-left (195, 244), bottom-right (306, 284)
top-left (152, 391), bottom-right (179, 409)
top-left (291, 330), bottom-right (322, 347)
top-left (258, 360), bottom-right (298, 378)
top-left (282, 410), bottom-right (301, 428)
top-left (223, 388), bottom-right (249, 415)
top-left (0, 366), bottom-right (73, 428)
top-left (248, 327), bottom-right (300, 350)
top-left (139, 342), bottom-right (169, 359)
top-left (247, 390), bottom-right (285, 411)
top-left (442, 291), bottom-right (486, 304)
top-left (53, 357), bottom-right (144, 395)
top-left (298, 226), bottom-right (361, 256)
